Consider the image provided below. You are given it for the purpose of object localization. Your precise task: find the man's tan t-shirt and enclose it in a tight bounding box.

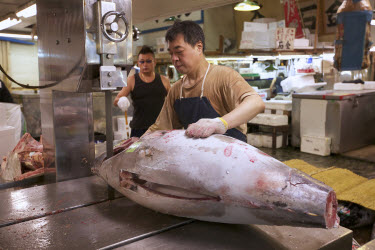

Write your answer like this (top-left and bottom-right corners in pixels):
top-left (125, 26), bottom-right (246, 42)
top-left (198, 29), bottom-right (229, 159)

top-left (148, 64), bottom-right (257, 134)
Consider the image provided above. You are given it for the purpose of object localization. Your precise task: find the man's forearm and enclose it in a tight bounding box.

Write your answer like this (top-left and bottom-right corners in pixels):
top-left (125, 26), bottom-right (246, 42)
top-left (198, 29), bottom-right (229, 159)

top-left (222, 94), bottom-right (265, 129)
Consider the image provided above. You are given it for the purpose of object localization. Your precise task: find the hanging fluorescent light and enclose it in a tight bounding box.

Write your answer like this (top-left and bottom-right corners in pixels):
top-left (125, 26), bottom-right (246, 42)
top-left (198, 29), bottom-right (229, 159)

top-left (16, 4), bottom-right (37, 18)
top-left (234, 0), bottom-right (260, 11)
top-left (0, 18), bottom-right (22, 31)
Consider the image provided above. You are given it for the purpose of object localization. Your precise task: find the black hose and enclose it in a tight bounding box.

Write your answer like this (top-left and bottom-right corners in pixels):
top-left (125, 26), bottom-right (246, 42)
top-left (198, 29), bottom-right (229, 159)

top-left (0, 58), bottom-right (85, 89)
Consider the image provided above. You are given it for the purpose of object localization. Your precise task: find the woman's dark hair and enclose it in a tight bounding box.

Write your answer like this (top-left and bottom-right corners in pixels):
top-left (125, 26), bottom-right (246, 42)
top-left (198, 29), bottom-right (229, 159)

top-left (165, 20), bottom-right (205, 51)
top-left (138, 45), bottom-right (155, 57)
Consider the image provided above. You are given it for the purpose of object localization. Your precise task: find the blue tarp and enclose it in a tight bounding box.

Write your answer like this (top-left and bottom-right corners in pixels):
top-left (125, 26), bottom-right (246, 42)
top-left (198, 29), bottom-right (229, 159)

top-left (336, 10), bottom-right (373, 71)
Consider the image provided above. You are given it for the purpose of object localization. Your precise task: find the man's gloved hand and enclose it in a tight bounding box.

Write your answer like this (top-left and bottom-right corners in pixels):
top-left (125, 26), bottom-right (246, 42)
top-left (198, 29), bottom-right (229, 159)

top-left (117, 96), bottom-right (131, 111)
top-left (185, 117), bottom-right (228, 138)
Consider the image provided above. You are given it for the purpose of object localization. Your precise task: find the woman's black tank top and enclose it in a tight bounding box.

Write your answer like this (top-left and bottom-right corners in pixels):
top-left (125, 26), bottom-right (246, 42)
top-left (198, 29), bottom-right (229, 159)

top-left (130, 73), bottom-right (167, 129)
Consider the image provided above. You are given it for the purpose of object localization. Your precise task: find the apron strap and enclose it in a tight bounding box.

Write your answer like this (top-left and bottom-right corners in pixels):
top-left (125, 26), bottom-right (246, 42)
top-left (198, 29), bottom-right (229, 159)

top-left (200, 64), bottom-right (210, 98)
top-left (179, 63), bottom-right (211, 99)
top-left (179, 76), bottom-right (185, 99)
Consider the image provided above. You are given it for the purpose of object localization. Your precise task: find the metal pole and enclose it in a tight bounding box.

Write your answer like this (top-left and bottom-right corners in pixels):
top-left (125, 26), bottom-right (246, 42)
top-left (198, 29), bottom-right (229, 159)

top-left (105, 90), bottom-right (115, 200)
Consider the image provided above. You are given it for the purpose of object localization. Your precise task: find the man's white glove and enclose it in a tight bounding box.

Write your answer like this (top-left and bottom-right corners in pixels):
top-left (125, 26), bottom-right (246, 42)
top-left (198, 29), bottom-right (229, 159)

top-left (185, 117), bottom-right (228, 138)
top-left (117, 96), bottom-right (131, 111)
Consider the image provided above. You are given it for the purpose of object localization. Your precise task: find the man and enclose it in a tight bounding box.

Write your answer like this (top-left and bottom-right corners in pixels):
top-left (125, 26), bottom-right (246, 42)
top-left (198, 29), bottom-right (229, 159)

top-left (147, 21), bottom-right (264, 142)
top-left (114, 46), bottom-right (171, 137)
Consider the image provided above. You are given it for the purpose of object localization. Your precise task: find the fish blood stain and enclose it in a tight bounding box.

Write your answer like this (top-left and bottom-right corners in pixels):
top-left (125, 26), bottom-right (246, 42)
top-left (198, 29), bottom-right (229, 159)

top-left (224, 145), bottom-right (233, 157)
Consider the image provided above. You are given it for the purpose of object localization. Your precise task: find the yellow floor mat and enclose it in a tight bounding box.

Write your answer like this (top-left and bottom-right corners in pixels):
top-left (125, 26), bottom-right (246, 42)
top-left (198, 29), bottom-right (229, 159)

top-left (283, 159), bottom-right (374, 211)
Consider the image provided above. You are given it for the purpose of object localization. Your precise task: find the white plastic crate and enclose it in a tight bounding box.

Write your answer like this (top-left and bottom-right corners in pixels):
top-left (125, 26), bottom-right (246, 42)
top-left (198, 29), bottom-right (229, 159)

top-left (301, 135), bottom-right (331, 156)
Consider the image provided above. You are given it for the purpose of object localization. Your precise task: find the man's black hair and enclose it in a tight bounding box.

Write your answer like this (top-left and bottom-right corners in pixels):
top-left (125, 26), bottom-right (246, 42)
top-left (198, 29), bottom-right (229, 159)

top-left (138, 45), bottom-right (155, 57)
top-left (165, 20), bottom-right (205, 51)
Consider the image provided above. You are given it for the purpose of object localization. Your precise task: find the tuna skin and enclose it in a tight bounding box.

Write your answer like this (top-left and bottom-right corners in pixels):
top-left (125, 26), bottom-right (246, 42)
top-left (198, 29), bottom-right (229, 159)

top-left (93, 130), bottom-right (339, 228)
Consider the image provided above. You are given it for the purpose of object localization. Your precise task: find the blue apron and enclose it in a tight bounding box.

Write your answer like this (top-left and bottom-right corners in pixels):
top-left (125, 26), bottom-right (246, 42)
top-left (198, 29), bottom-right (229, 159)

top-left (173, 64), bottom-right (247, 142)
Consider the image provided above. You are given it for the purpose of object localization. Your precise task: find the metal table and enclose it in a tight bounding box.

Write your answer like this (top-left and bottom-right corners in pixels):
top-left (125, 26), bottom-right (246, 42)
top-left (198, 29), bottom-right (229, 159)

top-left (0, 176), bottom-right (352, 249)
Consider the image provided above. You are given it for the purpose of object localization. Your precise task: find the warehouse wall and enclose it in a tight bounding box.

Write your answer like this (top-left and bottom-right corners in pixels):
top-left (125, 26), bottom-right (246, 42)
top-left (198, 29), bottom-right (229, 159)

top-left (135, 4), bottom-right (239, 54)
top-left (8, 42), bottom-right (39, 88)
top-left (204, 5), bottom-right (237, 52)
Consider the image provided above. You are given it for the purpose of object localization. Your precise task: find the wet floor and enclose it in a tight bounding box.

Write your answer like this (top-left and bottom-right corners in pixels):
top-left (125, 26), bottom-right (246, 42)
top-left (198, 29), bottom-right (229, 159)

top-left (261, 146), bottom-right (375, 179)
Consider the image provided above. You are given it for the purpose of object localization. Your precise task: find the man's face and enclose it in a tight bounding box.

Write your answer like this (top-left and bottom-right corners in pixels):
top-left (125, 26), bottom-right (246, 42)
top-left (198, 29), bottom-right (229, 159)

top-left (168, 34), bottom-right (202, 75)
top-left (137, 53), bottom-right (155, 74)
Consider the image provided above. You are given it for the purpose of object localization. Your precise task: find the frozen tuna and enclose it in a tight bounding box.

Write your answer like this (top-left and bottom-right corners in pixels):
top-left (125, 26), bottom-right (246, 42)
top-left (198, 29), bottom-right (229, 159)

top-left (93, 130), bottom-right (338, 228)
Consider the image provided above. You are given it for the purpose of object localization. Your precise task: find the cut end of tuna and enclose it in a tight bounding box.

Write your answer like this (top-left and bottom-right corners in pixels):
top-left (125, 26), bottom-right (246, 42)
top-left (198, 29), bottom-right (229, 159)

top-left (325, 191), bottom-right (339, 229)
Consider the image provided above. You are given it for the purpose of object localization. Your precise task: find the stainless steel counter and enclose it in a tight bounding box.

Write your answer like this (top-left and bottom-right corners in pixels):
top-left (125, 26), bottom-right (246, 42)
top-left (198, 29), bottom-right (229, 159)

top-left (0, 176), bottom-right (352, 249)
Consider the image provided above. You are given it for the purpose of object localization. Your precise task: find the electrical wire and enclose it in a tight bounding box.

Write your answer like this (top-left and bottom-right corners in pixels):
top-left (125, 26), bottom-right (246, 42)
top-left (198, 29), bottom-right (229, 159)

top-left (0, 58), bottom-right (85, 89)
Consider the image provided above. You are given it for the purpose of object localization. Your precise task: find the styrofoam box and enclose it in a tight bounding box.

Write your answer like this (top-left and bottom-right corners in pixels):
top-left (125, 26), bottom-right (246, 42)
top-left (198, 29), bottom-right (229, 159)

top-left (364, 81), bottom-right (375, 90)
top-left (253, 18), bottom-right (277, 24)
top-left (334, 83), bottom-right (364, 91)
top-left (264, 109), bottom-right (272, 114)
top-left (301, 135), bottom-right (331, 156)
top-left (294, 38), bottom-right (310, 48)
top-left (247, 133), bottom-right (263, 148)
top-left (249, 113), bottom-right (288, 126)
top-left (243, 22), bottom-right (268, 32)
top-left (264, 100), bottom-right (292, 111)
top-left (262, 134), bottom-right (283, 148)
top-left (268, 20), bottom-right (285, 30)
top-left (241, 31), bottom-right (276, 49)
top-left (0, 126), bottom-right (16, 158)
